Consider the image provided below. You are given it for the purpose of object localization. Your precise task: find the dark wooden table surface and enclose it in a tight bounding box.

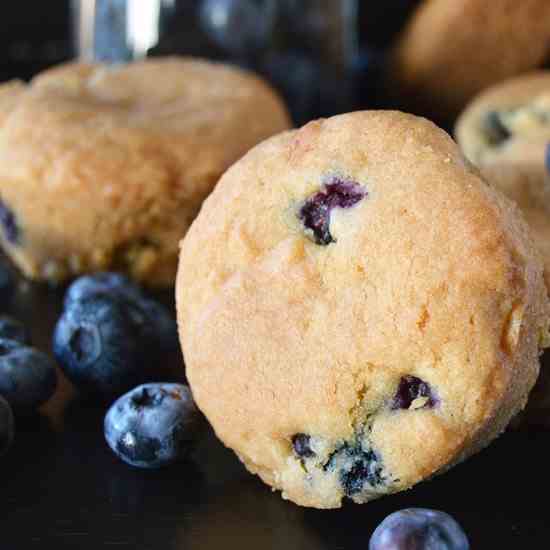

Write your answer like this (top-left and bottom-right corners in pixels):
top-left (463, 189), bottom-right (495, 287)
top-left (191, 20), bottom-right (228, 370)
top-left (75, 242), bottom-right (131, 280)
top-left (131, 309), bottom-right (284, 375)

top-left (1, 266), bottom-right (549, 550)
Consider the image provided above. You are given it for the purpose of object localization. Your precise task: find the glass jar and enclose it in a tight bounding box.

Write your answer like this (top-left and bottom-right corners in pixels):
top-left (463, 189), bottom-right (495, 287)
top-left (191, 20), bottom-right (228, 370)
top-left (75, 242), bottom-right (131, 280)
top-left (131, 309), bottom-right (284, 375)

top-left (72, 0), bottom-right (359, 124)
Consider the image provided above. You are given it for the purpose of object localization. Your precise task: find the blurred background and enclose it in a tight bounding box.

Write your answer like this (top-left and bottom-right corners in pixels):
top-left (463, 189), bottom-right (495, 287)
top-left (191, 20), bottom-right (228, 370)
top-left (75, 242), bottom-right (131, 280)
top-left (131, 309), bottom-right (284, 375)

top-left (0, 0), bottom-right (421, 125)
top-left (0, 2), bottom-right (73, 82)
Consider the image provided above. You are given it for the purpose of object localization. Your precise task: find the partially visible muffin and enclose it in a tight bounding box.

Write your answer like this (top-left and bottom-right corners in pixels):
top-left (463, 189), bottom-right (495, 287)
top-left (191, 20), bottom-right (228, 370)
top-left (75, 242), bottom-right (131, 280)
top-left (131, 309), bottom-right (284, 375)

top-left (455, 72), bottom-right (550, 289)
top-left (455, 71), bottom-right (550, 165)
top-left (177, 110), bottom-right (550, 508)
top-left (0, 58), bottom-right (291, 286)
top-left (456, 74), bottom-right (550, 423)
top-left (391, 0), bottom-right (550, 122)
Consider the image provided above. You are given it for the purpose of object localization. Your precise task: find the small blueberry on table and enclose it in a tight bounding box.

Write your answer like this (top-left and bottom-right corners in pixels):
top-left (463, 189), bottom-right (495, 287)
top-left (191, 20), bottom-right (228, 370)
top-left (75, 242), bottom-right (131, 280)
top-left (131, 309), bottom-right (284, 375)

top-left (369, 508), bottom-right (470, 550)
top-left (104, 383), bottom-right (203, 468)
top-left (0, 338), bottom-right (57, 411)
top-left (54, 273), bottom-right (179, 398)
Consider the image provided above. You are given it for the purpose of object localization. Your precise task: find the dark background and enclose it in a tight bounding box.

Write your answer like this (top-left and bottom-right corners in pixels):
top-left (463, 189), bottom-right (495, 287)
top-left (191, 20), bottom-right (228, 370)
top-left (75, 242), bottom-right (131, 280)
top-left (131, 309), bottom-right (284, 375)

top-left (0, 2), bottom-right (546, 549)
top-left (0, 2), bottom-right (73, 82)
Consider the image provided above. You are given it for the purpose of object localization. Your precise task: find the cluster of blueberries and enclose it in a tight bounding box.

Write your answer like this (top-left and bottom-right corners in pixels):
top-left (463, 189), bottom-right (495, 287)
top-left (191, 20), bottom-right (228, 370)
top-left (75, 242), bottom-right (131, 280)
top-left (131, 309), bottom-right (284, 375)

top-left (0, 269), bottom-right (203, 469)
top-left (0, 266), bottom-right (58, 457)
top-left (54, 272), bottom-right (206, 468)
top-left (0, 266), bottom-right (469, 548)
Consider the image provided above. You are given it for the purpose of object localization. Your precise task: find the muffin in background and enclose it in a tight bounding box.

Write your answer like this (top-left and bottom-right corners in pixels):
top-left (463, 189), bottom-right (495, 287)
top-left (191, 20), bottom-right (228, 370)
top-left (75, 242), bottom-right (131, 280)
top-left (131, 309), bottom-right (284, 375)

top-left (391, 0), bottom-right (550, 124)
top-left (455, 71), bottom-right (550, 290)
top-left (0, 57), bottom-right (291, 286)
top-left (456, 72), bottom-right (550, 424)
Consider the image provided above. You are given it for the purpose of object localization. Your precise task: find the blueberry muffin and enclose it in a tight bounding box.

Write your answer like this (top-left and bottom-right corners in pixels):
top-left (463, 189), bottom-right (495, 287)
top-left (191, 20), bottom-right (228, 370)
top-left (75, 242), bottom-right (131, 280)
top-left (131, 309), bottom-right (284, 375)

top-left (176, 111), bottom-right (550, 508)
top-left (391, 0), bottom-right (550, 122)
top-left (455, 72), bottom-right (550, 289)
top-left (0, 58), bottom-right (291, 286)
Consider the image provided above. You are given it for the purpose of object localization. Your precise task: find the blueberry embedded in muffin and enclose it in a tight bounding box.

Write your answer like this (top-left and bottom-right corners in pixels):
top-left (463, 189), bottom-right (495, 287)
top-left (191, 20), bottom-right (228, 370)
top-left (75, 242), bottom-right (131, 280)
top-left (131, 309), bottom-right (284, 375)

top-left (292, 433), bottom-right (315, 458)
top-left (0, 198), bottom-right (19, 245)
top-left (290, 427), bottom-right (391, 503)
top-left (326, 441), bottom-right (385, 498)
top-left (288, 374), bottom-right (439, 503)
top-left (391, 375), bottom-right (438, 410)
top-left (480, 95), bottom-right (550, 151)
top-left (298, 177), bottom-right (366, 245)
top-left (482, 111), bottom-right (512, 146)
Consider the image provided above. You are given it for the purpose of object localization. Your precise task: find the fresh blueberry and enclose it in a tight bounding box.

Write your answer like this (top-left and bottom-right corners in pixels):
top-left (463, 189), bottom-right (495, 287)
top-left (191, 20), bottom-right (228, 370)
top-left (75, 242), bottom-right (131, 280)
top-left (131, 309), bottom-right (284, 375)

top-left (0, 338), bottom-right (57, 410)
top-left (483, 111), bottom-right (511, 146)
top-left (0, 395), bottom-right (14, 456)
top-left (0, 316), bottom-right (30, 345)
top-left (299, 178), bottom-right (366, 245)
top-left (391, 376), bottom-right (437, 410)
top-left (0, 198), bottom-right (19, 244)
top-left (292, 433), bottom-right (315, 458)
top-left (53, 294), bottom-right (156, 397)
top-left (104, 383), bottom-right (203, 468)
top-left (64, 272), bottom-right (138, 308)
top-left (129, 296), bottom-right (179, 354)
top-left (64, 273), bottom-right (178, 354)
top-left (369, 508), bottom-right (470, 550)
